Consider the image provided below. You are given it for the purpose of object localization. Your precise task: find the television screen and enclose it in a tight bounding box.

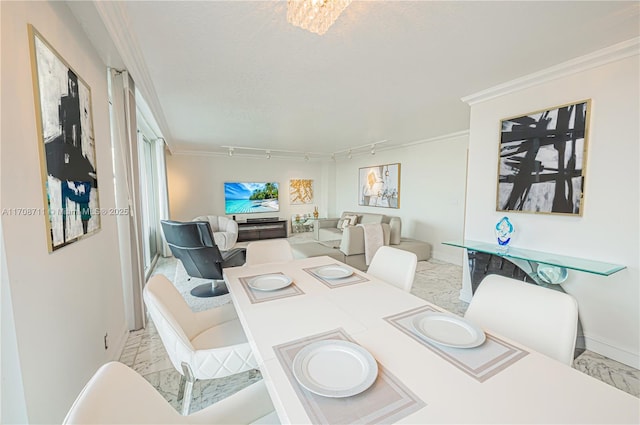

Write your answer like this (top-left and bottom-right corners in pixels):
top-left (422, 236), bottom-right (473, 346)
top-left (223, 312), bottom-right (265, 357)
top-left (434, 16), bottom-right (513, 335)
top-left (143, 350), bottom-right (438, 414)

top-left (224, 182), bottom-right (280, 214)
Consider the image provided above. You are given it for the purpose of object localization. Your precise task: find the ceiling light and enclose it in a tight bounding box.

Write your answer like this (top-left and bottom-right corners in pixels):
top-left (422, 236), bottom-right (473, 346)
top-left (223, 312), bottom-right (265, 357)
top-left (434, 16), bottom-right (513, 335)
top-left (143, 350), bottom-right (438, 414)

top-left (266, 150), bottom-right (271, 159)
top-left (228, 147), bottom-right (234, 157)
top-left (347, 149), bottom-right (352, 160)
top-left (371, 144), bottom-right (376, 155)
top-left (287, 0), bottom-right (352, 35)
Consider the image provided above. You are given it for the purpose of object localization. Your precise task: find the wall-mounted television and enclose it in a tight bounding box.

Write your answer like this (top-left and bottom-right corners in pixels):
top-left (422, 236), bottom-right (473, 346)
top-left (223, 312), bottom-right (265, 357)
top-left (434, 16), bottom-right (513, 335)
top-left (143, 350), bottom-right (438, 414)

top-left (224, 182), bottom-right (280, 214)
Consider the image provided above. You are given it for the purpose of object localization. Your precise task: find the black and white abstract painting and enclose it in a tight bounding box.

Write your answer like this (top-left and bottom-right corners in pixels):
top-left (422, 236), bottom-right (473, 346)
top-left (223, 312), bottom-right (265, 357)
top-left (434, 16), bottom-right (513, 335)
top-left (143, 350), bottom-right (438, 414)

top-left (497, 100), bottom-right (590, 216)
top-left (30, 26), bottom-right (100, 251)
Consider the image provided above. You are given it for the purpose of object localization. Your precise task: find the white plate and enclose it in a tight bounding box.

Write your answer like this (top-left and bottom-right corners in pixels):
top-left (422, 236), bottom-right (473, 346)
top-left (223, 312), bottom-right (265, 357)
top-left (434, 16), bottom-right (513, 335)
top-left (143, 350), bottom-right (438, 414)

top-left (315, 265), bottom-right (353, 280)
top-left (248, 274), bottom-right (292, 291)
top-left (411, 313), bottom-right (486, 348)
top-left (292, 339), bottom-right (378, 398)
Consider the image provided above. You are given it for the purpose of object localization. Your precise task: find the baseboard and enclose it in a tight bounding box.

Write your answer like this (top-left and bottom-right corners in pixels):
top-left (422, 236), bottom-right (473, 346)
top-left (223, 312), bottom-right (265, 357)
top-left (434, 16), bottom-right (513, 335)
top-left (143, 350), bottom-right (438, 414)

top-left (109, 324), bottom-right (130, 362)
top-left (583, 334), bottom-right (639, 369)
top-left (431, 248), bottom-right (463, 266)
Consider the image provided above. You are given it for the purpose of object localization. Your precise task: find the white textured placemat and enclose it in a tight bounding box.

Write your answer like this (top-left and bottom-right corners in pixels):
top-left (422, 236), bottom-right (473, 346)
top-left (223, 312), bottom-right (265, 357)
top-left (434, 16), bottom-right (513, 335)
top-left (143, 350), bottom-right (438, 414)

top-left (273, 328), bottom-right (425, 425)
top-left (385, 306), bottom-right (528, 382)
top-left (303, 264), bottom-right (369, 288)
top-left (238, 273), bottom-right (304, 304)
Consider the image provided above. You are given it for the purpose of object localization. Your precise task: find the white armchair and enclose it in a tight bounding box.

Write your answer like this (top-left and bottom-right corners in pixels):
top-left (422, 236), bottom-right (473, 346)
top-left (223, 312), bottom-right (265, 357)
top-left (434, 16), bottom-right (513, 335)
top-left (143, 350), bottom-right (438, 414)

top-left (143, 275), bottom-right (258, 414)
top-left (193, 215), bottom-right (238, 251)
top-left (63, 362), bottom-right (278, 424)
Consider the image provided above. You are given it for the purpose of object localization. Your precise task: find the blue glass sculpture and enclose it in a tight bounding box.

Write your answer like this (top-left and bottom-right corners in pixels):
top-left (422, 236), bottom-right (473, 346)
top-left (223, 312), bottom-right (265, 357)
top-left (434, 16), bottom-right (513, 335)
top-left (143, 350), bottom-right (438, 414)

top-left (495, 217), bottom-right (514, 250)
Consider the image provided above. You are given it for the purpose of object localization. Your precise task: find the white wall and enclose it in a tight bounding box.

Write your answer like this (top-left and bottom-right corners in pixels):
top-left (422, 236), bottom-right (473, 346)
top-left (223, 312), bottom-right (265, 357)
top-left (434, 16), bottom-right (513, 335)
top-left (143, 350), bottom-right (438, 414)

top-left (333, 133), bottom-right (469, 264)
top-left (166, 153), bottom-right (332, 225)
top-left (464, 55), bottom-right (639, 367)
top-left (1, 2), bottom-right (128, 422)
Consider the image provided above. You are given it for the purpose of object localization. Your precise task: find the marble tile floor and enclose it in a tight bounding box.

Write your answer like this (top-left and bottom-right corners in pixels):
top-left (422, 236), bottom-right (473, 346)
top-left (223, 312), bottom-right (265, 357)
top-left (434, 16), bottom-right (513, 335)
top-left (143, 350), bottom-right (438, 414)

top-left (120, 253), bottom-right (638, 415)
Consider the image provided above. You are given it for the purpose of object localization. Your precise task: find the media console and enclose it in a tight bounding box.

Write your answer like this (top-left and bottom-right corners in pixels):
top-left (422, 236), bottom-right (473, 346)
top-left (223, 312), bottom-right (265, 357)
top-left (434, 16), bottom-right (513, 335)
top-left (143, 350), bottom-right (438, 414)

top-left (237, 218), bottom-right (288, 242)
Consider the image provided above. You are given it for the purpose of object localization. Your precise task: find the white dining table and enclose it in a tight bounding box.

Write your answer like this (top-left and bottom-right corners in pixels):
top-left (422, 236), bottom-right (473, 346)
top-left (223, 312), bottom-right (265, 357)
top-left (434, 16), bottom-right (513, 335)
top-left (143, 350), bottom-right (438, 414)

top-left (223, 256), bottom-right (639, 424)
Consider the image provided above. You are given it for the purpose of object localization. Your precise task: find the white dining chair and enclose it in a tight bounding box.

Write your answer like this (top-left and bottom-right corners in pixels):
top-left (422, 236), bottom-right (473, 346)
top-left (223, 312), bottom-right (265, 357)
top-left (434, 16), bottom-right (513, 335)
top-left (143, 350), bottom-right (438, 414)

top-left (245, 239), bottom-right (294, 266)
top-left (63, 361), bottom-right (278, 424)
top-left (143, 275), bottom-right (258, 414)
top-left (465, 274), bottom-right (579, 365)
top-left (367, 246), bottom-right (418, 292)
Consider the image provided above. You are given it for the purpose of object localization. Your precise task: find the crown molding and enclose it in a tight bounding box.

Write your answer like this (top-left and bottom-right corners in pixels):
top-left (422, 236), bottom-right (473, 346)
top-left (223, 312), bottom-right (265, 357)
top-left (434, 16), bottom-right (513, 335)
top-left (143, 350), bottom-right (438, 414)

top-left (462, 37), bottom-right (640, 106)
top-left (93, 1), bottom-right (175, 152)
top-left (396, 130), bottom-right (470, 149)
top-left (173, 129), bottom-right (470, 161)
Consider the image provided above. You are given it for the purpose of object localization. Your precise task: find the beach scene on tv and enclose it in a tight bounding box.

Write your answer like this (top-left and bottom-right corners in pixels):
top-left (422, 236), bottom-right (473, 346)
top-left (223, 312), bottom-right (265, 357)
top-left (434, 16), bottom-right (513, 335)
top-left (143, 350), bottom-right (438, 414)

top-left (224, 182), bottom-right (280, 214)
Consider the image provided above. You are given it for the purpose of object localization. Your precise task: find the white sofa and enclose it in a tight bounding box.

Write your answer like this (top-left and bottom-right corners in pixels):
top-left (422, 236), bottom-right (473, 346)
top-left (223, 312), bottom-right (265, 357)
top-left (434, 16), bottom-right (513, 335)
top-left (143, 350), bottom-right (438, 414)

top-left (294, 211), bottom-right (431, 271)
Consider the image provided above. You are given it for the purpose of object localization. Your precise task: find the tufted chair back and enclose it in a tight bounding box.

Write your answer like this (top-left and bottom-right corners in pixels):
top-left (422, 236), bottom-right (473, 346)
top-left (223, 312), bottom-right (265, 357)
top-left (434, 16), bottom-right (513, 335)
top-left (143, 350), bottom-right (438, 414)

top-left (143, 275), bottom-right (257, 414)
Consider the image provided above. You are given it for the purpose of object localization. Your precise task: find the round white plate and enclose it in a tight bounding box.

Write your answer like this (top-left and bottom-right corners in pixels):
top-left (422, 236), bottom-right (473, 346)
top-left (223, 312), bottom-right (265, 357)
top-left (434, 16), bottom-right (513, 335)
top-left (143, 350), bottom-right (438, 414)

top-left (248, 274), bottom-right (292, 291)
top-left (315, 265), bottom-right (353, 280)
top-left (292, 339), bottom-right (378, 398)
top-left (412, 313), bottom-right (486, 348)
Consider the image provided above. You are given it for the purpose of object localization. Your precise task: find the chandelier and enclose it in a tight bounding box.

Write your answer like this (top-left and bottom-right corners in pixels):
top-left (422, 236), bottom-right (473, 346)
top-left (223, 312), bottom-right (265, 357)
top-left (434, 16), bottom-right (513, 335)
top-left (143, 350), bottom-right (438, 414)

top-left (287, 0), bottom-right (352, 35)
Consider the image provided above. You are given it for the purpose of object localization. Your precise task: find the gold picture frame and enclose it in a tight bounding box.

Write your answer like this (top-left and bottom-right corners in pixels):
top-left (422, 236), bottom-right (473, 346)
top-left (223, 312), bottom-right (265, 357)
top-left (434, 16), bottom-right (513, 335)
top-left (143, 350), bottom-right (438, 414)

top-left (358, 163), bottom-right (400, 208)
top-left (496, 100), bottom-right (590, 216)
top-left (29, 25), bottom-right (101, 251)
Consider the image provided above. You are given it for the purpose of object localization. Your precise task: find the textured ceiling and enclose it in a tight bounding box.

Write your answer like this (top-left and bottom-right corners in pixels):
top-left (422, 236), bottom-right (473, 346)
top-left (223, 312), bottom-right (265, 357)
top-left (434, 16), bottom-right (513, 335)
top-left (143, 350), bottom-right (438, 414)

top-left (117, 1), bottom-right (638, 156)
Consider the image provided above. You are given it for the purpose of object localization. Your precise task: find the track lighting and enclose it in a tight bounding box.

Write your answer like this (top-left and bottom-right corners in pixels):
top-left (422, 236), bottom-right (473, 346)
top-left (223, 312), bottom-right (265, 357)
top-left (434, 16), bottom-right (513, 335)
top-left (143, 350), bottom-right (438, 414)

top-left (266, 150), bottom-right (271, 159)
top-left (371, 144), bottom-right (376, 155)
top-left (347, 149), bottom-right (352, 159)
top-left (228, 147), bottom-right (234, 157)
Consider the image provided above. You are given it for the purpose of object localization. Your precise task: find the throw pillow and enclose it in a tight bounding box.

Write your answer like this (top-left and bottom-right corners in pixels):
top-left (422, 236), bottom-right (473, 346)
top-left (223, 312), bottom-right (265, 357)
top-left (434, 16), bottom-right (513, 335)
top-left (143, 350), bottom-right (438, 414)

top-left (341, 219), bottom-right (351, 230)
top-left (344, 214), bottom-right (358, 226)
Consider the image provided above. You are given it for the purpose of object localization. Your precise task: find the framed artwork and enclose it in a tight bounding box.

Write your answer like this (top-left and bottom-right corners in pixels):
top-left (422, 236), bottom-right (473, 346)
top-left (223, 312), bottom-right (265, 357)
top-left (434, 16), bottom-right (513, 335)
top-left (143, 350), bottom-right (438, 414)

top-left (289, 179), bottom-right (313, 204)
top-left (358, 163), bottom-right (400, 208)
top-left (29, 25), bottom-right (101, 251)
top-left (497, 100), bottom-right (590, 216)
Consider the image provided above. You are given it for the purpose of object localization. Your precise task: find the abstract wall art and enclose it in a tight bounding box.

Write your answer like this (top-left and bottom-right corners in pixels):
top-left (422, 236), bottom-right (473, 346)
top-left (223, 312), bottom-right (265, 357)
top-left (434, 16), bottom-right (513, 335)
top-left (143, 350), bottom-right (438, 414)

top-left (289, 179), bottom-right (313, 204)
top-left (497, 100), bottom-right (590, 216)
top-left (358, 163), bottom-right (400, 208)
top-left (29, 25), bottom-right (100, 251)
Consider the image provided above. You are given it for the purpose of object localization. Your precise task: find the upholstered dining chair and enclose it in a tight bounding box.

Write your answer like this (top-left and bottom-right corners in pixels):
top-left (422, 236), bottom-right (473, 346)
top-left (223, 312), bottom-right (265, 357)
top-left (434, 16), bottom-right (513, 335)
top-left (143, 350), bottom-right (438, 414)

top-left (367, 246), bottom-right (418, 292)
top-left (192, 215), bottom-right (239, 251)
top-left (465, 274), bottom-right (579, 365)
top-left (63, 362), bottom-right (277, 424)
top-left (245, 239), bottom-right (294, 266)
top-left (143, 275), bottom-right (258, 415)
top-left (161, 220), bottom-right (245, 297)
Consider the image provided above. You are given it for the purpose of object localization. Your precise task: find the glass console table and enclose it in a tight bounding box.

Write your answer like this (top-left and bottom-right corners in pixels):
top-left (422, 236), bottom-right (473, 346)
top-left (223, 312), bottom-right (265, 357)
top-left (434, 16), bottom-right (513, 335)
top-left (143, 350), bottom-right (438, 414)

top-left (443, 239), bottom-right (625, 287)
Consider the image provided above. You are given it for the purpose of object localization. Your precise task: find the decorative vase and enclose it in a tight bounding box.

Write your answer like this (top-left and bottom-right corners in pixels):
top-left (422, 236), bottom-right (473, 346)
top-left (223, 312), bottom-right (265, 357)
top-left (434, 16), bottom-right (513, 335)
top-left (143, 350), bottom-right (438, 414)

top-left (313, 207), bottom-right (319, 219)
top-left (495, 216), bottom-right (514, 250)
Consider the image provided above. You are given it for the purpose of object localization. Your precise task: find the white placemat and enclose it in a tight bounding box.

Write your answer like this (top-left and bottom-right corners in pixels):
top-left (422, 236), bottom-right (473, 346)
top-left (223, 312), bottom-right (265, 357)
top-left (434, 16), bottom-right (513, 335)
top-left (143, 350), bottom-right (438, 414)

top-left (385, 306), bottom-right (528, 382)
top-left (273, 328), bottom-right (425, 424)
top-left (238, 273), bottom-right (304, 304)
top-left (303, 264), bottom-right (369, 288)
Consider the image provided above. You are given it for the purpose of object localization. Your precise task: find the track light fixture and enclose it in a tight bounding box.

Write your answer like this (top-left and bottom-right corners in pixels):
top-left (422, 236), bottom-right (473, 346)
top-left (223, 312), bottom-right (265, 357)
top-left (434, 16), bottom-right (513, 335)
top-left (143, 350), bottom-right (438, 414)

top-left (266, 150), bottom-right (271, 159)
top-left (304, 153), bottom-right (310, 161)
top-left (371, 144), bottom-right (376, 155)
top-left (228, 147), bottom-right (234, 157)
top-left (347, 149), bottom-right (352, 160)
